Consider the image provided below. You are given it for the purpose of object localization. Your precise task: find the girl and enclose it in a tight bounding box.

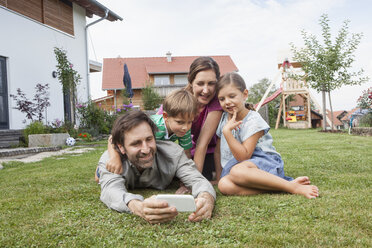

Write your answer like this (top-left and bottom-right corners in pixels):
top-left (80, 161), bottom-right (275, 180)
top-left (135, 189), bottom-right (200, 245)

top-left (215, 72), bottom-right (319, 199)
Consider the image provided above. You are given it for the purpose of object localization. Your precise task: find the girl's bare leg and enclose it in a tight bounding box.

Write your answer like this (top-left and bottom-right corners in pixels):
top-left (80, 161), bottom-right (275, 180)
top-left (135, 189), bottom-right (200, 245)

top-left (222, 161), bottom-right (319, 199)
top-left (218, 176), bottom-right (265, 195)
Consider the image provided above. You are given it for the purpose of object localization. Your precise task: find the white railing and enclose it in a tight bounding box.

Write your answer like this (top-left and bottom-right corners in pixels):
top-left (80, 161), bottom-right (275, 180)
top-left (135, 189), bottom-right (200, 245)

top-left (284, 78), bottom-right (308, 91)
top-left (152, 84), bottom-right (187, 97)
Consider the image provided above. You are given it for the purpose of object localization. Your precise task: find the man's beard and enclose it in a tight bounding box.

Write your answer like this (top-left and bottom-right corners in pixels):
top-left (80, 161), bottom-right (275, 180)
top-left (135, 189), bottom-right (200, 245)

top-left (131, 149), bottom-right (155, 170)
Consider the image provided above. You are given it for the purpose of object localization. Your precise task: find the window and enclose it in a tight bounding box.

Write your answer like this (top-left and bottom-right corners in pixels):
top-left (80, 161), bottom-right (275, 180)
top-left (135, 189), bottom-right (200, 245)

top-left (0, 56), bottom-right (9, 129)
top-left (154, 75), bottom-right (170, 86)
top-left (291, 106), bottom-right (304, 111)
top-left (174, 74), bottom-right (188, 85)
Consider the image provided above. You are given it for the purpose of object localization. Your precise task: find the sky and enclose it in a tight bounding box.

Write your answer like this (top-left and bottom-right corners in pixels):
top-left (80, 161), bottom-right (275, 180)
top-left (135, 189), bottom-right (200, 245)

top-left (88, 0), bottom-right (372, 111)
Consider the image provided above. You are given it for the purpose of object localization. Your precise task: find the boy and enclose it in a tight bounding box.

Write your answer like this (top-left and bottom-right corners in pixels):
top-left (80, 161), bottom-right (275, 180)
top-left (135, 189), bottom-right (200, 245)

top-left (96, 89), bottom-right (197, 182)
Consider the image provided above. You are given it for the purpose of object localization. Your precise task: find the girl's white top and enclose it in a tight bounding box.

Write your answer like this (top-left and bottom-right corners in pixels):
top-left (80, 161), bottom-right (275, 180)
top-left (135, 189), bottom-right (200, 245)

top-left (216, 111), bottom-right (280, 168)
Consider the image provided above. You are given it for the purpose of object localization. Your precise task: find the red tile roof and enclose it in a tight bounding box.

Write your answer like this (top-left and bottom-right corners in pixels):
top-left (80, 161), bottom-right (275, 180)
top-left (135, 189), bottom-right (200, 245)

top-left (332, 110), bottom-right (346, 118)
top-left (102, 55), bottom-right (238, 90)
top-left (341, 108), bottom-right (359, 121)
top-left (326, 110), bottom-right (343, 126)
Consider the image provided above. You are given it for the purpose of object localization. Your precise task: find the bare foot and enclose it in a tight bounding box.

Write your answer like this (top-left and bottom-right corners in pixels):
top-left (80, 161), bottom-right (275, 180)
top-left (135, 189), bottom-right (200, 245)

top-left (94, 166), bottom-right (99, 183)
top-left (293, 176), bottom-right (310, 185)
top-left (291, 182), bottom-right (319, 199)
top-left (175, 185), bottom-right (191, 194)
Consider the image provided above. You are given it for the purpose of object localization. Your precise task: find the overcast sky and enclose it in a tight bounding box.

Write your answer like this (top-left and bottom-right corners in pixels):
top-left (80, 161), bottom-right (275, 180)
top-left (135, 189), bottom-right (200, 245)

top-left (88, 0), bottom-right (372, 111)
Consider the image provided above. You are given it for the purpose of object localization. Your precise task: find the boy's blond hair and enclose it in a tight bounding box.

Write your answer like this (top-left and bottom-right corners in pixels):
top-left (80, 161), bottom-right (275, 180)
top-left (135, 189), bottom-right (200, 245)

top-left (163, 89), bottom-right (197, 118)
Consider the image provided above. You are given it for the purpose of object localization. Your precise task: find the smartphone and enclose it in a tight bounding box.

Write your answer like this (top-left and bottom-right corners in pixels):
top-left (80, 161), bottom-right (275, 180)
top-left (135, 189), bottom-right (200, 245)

top-left (156, 194), bottom-right (196, 212)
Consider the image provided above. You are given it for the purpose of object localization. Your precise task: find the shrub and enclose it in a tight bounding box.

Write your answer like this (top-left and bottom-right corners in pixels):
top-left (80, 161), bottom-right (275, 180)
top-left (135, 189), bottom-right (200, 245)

top-left (359, 112), bottom-right (372, 127)
top-left (76, 101), bottom-right (133, 135)
top-left (23, 121), bottom-right (47, 145)
top-left (142, 84), bottom-right (163, 110)
top-left (10, 84), bottom-right (50, 123)
top-left (45, 119), bottom-right (78, 138)
top-left (357, 87), bottom-right (372, 110)
top-left (76, 101), bottom-right (106, 134)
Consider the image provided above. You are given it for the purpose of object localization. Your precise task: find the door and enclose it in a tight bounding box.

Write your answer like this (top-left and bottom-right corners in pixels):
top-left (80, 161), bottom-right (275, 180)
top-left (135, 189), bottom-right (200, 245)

top-left (0, 56), bottom-right (9, 129)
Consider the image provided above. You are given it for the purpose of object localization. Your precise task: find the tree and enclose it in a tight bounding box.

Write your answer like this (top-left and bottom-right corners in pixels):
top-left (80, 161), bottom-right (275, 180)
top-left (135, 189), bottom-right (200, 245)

top-left (357, 87), bottom-right (372, 127)
top-left (248, 78), bottom-right (281, 127)
top-left (142, 83), bottom-right (163, 110)
top-left (120, 90), bottom-right (131, 105)
top-left (10, 83), bottom-right (51, 123)
top-left (357, 87), bottom-right (372, 110)
top-left (291, 14), bottom-right (368, 130)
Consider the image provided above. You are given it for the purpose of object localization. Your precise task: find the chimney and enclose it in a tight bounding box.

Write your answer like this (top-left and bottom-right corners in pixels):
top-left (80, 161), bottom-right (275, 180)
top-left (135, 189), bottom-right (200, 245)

top-left (166, 51), bottom-right (172, 62)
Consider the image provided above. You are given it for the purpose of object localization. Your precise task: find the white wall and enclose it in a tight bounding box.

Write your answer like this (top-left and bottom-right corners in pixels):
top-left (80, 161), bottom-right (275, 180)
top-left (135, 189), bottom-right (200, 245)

top-left (0, 3), bottom-right (88, 129)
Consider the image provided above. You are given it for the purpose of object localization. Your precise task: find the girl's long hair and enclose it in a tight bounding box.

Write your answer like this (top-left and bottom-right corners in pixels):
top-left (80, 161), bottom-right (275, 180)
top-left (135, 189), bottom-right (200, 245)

top-left (216, 72), bottom-right (255, 110)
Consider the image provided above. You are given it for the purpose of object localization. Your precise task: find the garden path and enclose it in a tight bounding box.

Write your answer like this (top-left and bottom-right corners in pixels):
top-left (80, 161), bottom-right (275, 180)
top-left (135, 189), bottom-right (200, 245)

top-left (0, 147), bottom-right (95, 169)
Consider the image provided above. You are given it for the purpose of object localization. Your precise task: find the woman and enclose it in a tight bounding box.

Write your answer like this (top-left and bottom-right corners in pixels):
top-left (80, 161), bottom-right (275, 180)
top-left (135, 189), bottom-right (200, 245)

top-left (187, 56), bottom-right (223, 181)
top-left (159, 57), bottom-right (223, 182)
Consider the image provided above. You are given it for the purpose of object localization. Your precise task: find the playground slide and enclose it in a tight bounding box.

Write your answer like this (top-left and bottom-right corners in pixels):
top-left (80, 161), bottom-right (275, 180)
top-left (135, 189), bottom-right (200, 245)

top-left (254, 88), bottom-right (283, 109)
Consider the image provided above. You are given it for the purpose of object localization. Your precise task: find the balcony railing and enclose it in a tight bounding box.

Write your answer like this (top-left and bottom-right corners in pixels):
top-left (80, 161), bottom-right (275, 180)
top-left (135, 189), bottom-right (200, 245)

top-left (152, 84), bottom-right (187, 97)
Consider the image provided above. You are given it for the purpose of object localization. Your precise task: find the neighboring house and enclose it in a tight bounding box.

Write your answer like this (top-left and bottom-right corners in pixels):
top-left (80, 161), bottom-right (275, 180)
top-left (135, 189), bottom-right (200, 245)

top-left (94, 53), bottom-right (238, 110)
top-left (341, 108), bottom-right (369, 128)
top-left (325, 110), bottom-right (347, 130)
top-left (0, 0), bottom-right (122, 130)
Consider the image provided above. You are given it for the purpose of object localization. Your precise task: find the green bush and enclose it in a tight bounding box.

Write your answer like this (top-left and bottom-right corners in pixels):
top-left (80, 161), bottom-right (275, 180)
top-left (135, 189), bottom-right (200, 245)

top-left (142, 84), bottom-right (163, 110)
top-left (76, 101), bottom-right (107, 134)
top-left (359, 112), bottom-right (372, 127)
top-left (23, 121), bottom-right (47, 145)
top-left (76, 101), bottom-right (133, 135)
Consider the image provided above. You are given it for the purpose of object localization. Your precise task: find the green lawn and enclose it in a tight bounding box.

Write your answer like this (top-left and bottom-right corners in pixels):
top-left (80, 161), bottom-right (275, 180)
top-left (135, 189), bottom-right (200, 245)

top-left (0, 129), bottom-right (371, 247)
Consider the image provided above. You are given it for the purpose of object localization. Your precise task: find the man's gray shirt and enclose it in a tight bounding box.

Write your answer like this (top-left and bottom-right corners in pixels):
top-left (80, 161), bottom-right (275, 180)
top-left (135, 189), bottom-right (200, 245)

top-left (98, 140), bottom-right (216, 213)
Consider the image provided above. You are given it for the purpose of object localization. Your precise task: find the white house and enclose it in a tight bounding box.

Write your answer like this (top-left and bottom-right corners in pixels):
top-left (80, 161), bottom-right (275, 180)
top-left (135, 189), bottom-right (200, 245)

top-left (0, 0), bottom-right (122, 130)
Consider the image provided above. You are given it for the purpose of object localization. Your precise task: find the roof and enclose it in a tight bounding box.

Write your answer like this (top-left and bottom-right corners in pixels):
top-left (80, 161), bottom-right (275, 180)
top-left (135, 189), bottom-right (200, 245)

top-left (311, 110), bottom-right (323, 119)
top-left (71, 0), bottom-right (123, 21)
top-left (102, 55), bottom-right (238, 90)
top-left (89, 60), bottom-right (102, 72)
top-left (92, 94), bottom-right (114, 102)
top-left (326, 110), bottom-right (343, 126)
top-left (332, 110), bottom-right (347, 118)
top-left (341, 108), bottom-right (359, 121)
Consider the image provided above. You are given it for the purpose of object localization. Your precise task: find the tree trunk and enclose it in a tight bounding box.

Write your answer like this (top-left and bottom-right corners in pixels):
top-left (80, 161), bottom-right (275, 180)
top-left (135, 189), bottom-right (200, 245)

top-left (328, 91), bottom-right (334, 130)
top-left (322, 90), bottom-right (327, 130)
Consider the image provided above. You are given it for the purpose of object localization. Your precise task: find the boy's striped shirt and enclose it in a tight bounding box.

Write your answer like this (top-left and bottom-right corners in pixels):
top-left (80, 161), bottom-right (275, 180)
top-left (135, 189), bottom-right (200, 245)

top-left (150, 114), bottom-right (192, 150)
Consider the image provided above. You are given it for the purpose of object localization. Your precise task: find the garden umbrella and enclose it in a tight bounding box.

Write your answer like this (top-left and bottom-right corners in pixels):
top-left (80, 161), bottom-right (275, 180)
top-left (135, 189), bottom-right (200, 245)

top-left (123, 63), bottom-right (134, 101)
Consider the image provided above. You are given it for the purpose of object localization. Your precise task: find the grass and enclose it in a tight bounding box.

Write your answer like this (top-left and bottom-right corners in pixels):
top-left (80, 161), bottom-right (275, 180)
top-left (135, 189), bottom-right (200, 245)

top-left (0, 129), bottom-right (371, 247)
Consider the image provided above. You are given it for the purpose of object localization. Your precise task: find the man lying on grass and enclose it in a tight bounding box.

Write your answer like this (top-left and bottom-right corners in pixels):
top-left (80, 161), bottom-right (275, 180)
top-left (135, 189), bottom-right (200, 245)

top-left (97, 110), bottom-right (216, 224)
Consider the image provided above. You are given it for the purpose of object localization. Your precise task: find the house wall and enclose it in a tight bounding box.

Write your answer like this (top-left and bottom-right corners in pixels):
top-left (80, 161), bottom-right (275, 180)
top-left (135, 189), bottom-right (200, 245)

top-left (0, 0), bottom-right (74, 35)
top-left (0, 3), bottom-right (88, 129)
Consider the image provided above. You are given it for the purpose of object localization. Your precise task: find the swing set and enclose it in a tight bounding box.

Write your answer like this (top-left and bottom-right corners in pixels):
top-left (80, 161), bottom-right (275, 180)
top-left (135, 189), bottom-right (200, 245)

top-left (255, 59), bottom-right (332, 129)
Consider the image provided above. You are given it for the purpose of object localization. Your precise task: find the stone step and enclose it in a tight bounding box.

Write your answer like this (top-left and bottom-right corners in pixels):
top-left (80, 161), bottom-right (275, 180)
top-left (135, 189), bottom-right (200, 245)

top-left (0, 146), bottom-right (62, 158)
top-left (0, 129), bottom-right (23, 148)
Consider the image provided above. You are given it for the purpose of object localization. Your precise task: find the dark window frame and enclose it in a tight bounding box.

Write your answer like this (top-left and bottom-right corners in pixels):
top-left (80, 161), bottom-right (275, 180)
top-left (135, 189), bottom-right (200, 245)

top-left (0, 56), bottom-right (9, 129)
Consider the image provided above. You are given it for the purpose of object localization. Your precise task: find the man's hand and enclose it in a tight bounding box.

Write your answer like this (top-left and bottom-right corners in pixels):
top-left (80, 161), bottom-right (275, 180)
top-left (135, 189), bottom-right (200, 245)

top-left (128, 196), bottom-right (178, 224)
top-left (188, 192), bottom-right (215, 222)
